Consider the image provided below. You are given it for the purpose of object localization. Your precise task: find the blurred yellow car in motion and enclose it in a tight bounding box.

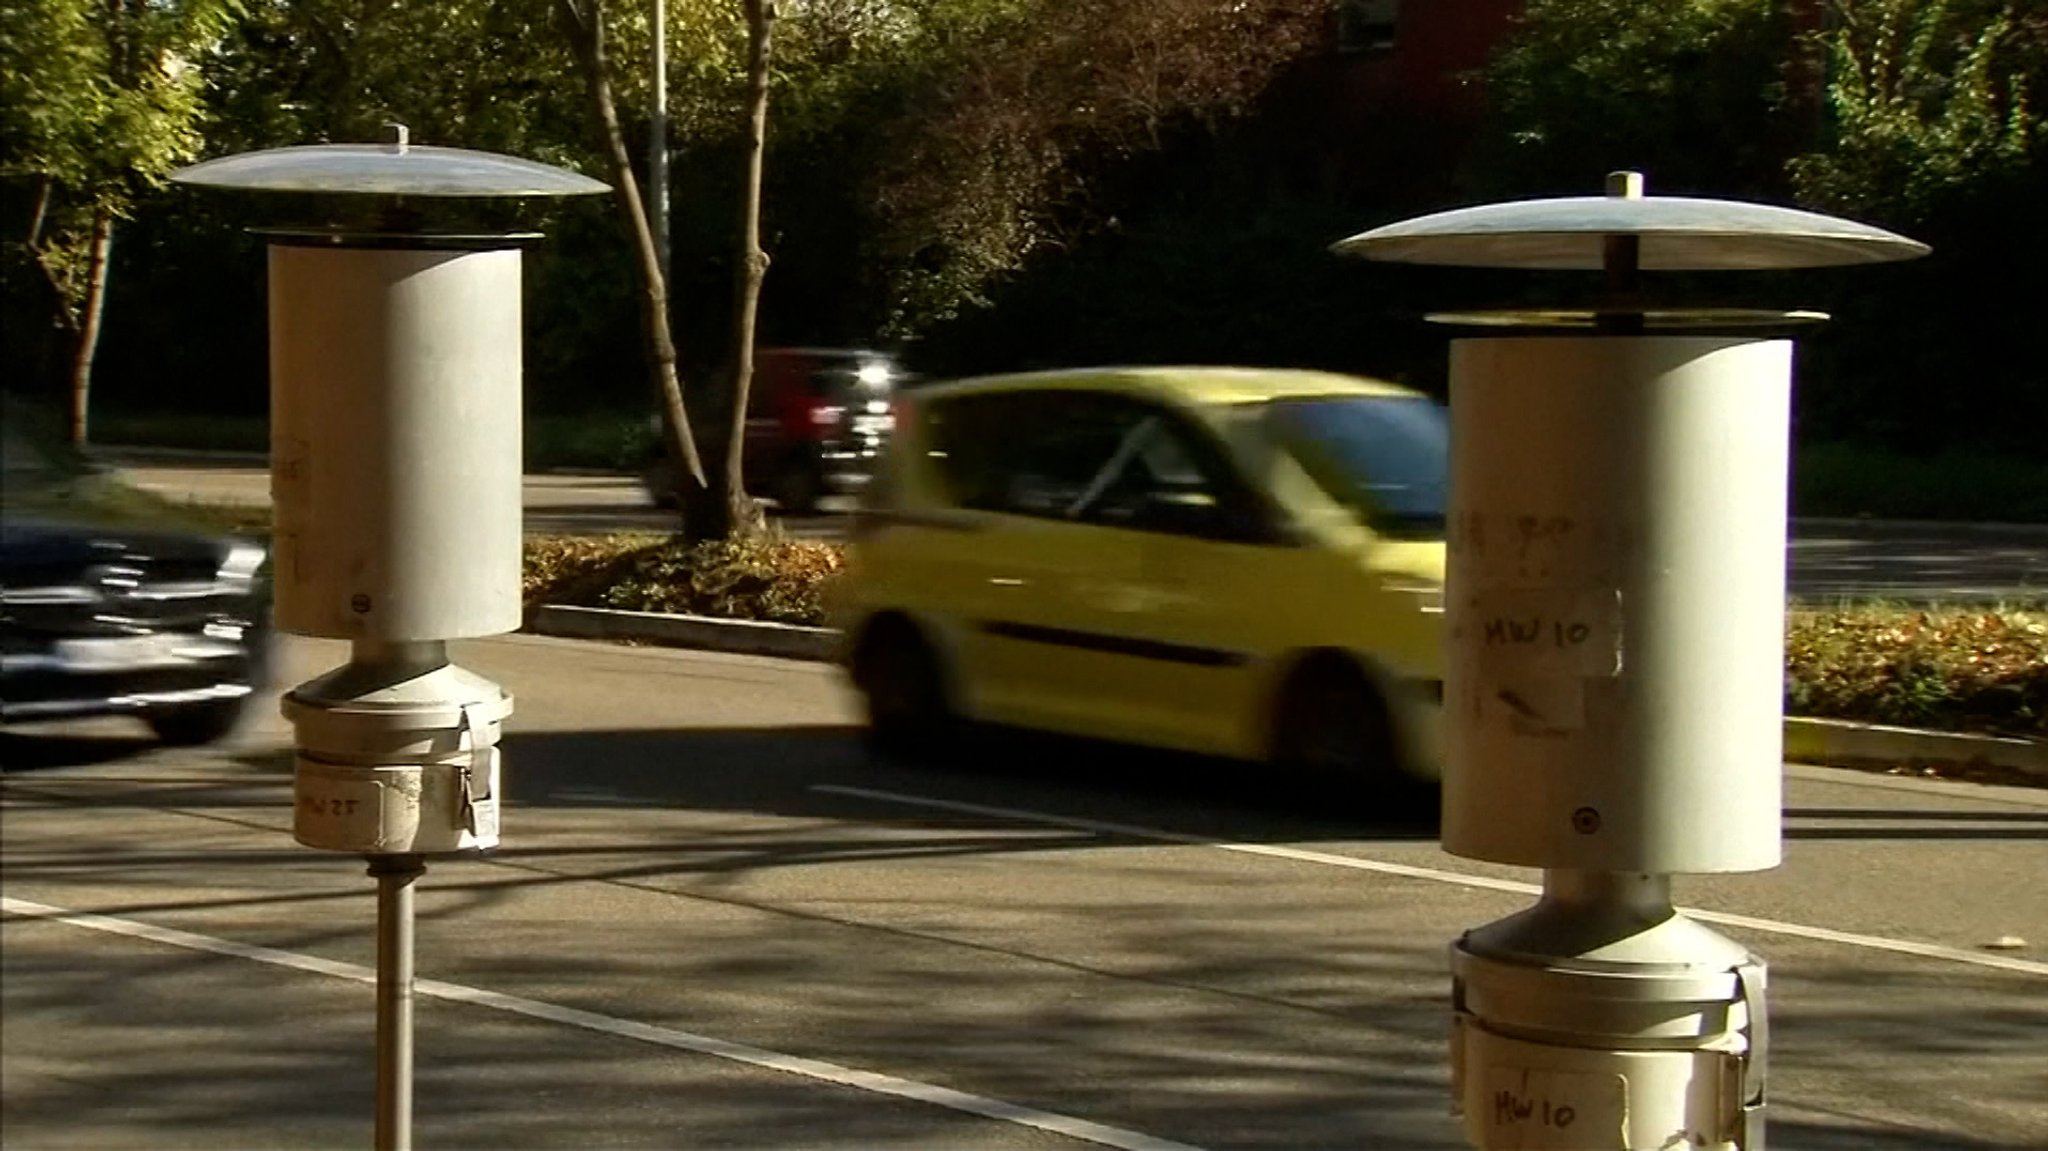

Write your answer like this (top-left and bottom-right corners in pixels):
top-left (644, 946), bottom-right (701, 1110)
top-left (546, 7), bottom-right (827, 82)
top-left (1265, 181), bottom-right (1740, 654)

top-left (835, 366), bottom-right (1448, 794)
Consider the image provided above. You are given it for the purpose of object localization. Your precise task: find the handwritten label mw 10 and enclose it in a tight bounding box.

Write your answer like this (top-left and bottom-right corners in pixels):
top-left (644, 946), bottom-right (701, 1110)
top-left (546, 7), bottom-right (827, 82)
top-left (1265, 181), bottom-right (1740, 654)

top-left (1496, 1091), bottom-right (1576, 1130)
top-left (1459, 587), bottom-right (1623, 677)
top-left (1481, 1066), bottom-right (1627, 1149)
top-left (1483, 618), bottom-right (1597, 650)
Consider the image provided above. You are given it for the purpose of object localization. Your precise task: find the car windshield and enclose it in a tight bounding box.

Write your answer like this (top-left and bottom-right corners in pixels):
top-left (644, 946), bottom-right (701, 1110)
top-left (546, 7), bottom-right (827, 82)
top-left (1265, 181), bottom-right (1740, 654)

top-left (1261, 394), bottom-right (1449, 537)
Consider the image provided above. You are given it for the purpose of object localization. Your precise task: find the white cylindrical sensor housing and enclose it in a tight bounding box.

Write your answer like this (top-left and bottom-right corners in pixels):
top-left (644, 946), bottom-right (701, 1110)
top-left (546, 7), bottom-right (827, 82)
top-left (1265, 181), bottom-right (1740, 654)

top-left (268, 243), bottom-right (524, 640)
top-left (1442, 336), bottom-right (1788, 873)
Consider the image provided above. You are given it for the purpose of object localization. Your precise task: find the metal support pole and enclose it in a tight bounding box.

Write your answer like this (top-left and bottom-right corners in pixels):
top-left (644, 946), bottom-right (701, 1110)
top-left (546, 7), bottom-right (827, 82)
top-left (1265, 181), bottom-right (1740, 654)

top-left (1599, 170), bottom-right (1645, 335)
top-left (1542, 868), bottom-right (1672, 918)
top-left (651, 0), bottom-right (671, 290)
top-left (370, 854), bottom-right (426, 1151)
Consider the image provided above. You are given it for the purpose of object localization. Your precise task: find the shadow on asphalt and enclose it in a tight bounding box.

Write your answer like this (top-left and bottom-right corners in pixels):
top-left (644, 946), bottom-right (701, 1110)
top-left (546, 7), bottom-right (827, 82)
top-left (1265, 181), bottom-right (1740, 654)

top-left (5, 727), bottom-right (2044, 1150)
top-left (7, 903), bottom-right (2024, 1151)
top-left (1786, 824), bottom-right (2047, 840)
top-left (9, 721), bottom-right (2042, 843)
top-left (0, 730), bottom-right (165, 770)
top-left (486, 720), bottom-right (1445, 845)
top-left (1784, 804), bottom-right (2048, 841)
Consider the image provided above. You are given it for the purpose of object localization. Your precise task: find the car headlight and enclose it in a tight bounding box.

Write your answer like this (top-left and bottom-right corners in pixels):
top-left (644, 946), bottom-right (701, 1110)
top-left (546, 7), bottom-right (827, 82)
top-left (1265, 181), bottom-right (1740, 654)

top-left (220, 543), bottom-right (267, 582)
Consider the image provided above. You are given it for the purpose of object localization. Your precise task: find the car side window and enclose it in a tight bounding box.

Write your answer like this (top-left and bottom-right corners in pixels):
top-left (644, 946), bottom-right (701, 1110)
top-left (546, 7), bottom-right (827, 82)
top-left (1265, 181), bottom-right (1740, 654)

top-left (927, 390), bottom-right (1145, 516)
top-left (927, 389), bottom-right (1268, 541)
top-left (1075, 415), bottom-right (1258, 540)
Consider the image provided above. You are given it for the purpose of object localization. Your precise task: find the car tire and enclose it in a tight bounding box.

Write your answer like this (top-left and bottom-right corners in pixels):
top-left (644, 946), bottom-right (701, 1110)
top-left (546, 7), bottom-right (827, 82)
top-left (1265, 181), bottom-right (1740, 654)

top-left (854, 620), bottom-right (954, 762)
top-left (1271, 657), bottom-right (1423, 809)
top-left (146, 698), bottom-right (251, 747)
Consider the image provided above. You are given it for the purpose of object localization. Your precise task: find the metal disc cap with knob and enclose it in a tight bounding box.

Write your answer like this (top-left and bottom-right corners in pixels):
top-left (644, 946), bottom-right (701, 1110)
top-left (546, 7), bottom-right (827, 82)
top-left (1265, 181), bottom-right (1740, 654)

top-left (171, 126), bottom-right (609, 198)
top-left (1332, 170), bottom-right (1928, 270)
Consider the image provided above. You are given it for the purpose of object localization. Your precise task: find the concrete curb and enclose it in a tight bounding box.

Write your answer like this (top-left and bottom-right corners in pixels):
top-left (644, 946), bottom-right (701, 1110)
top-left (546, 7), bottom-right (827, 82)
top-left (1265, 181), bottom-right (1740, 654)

top-left (87, 445), bottom-right (270, 466)
top-left (529, 605), bottom-right (2045, 779)
top-left (1782, 716), bottom-right (2045, 779)
top-left (531, 604), bottom-right (839, 663)
top-left (90, 446), bottom-right (631, 479)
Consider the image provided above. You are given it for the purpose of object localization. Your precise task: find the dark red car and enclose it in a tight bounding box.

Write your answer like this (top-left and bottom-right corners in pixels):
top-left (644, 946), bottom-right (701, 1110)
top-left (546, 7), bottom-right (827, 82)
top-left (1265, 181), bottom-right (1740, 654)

top-left (644, 347), bottom-right (905, 514)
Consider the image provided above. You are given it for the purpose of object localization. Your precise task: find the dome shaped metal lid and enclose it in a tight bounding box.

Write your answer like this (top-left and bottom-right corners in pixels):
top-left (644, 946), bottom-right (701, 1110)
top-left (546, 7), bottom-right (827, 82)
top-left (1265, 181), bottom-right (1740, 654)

top-left (1333, 171), bottom-right (1928, 270)
top-left (171, 128), bottom-right (609, 198)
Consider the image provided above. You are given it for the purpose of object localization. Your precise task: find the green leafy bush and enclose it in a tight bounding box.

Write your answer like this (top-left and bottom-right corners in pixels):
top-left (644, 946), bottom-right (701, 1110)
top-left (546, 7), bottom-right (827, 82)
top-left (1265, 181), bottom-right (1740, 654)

top-left (525, 532), bottom-right (845, 627)
top-left (1786, 605), bottom-right (2047, 736)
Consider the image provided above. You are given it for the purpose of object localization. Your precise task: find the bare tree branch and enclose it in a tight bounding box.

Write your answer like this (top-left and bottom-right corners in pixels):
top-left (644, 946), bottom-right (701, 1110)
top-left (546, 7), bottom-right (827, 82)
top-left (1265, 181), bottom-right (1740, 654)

top-left (722, 0), bottom-right (779, 535)
top-left (556, 0), bottom-right (710, 506)
top-left (26, 175), bottom-right (53, 252)
top-left (68, 208), bottom-right (115, 445)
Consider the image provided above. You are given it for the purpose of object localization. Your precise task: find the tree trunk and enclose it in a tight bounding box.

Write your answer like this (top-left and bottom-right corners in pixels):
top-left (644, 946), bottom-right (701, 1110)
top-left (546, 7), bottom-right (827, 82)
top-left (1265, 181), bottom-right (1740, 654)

top-left (557, 0), bottom-right (717, 537)
top-left (722, 0), bottom-right (779, 536)
top-left (68, 208), bottom-right (115, 447)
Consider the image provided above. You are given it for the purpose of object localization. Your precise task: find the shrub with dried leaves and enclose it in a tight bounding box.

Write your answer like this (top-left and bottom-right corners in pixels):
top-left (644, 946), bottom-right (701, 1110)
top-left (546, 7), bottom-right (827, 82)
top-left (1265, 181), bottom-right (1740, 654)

top-left (1786, 605), bottom-right (2047, 736)
top-left (525, 532), bottom-right (845, 627)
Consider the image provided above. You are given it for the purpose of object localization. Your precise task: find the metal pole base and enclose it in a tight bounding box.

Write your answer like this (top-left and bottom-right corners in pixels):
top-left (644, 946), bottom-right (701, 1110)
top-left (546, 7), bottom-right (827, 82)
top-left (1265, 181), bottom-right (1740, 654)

top-left (369, 854), bottom-right (425, 1151)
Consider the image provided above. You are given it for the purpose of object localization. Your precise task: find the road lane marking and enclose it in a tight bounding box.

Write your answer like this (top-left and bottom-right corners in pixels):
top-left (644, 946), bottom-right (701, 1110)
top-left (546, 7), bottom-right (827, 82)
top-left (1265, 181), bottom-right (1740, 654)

top-left (1, 896), bottom-right (1204, 1151)
top-left (813, 785), bottom-right (2048, 979)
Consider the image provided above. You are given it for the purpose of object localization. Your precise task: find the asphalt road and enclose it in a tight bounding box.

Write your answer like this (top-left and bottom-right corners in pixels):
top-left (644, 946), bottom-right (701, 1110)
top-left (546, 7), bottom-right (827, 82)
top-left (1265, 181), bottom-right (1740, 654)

top-left (111, 459), bottom-right (2048, 604)
top-left (4, 635), bottom-right (2045, 1149)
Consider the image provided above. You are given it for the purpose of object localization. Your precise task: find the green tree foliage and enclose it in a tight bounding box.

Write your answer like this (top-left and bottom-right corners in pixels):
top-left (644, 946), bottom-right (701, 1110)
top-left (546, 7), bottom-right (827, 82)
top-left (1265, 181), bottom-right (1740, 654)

top-left (1787, 0), bottom-right (2046, 454)
top-left (1790, 0), bottom-right (2040, 222)
top-left (101, 0), bottom-right (644, 420)
top-left (1472, 0), bottom-right (1801, 199)
top-left (1465, 0), bottom-right (2047, 454)
top-left (7, 0), bottom-right (1347, 432)
top-left (31, 0), bottom-right (2037, 476)
top-left (853, 0), bottom-right (1336, 336)
top-left (1, 0), bottom-right (243, 441)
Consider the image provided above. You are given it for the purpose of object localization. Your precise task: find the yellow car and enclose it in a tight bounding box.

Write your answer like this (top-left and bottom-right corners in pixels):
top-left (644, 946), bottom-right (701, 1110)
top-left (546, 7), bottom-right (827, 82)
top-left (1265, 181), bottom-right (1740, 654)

top-left (834, 366), bottom-right (1447, 792)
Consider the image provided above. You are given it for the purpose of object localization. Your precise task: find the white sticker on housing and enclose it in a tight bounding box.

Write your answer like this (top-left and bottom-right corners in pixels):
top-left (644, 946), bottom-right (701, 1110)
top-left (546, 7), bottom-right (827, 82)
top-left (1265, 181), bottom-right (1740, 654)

top-left (1480, 1066), bottom-right (1628, 1148)
top-left (1459, 587), bottom-right (1624, 677)
top-left (294, 769), bottom-right (387, 851)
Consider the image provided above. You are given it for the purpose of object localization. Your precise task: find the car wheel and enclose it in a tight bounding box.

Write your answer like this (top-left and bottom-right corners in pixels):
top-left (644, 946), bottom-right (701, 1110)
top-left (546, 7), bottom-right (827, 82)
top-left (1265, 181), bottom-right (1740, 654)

top-left (1271, 658), bottom-right (1419, 806)
top-left (774, 461), bottom-right (823, 516)
top-left (146, 698), bottom-right (251, 747)
top-left (855, 621), bottom-right (954, 762)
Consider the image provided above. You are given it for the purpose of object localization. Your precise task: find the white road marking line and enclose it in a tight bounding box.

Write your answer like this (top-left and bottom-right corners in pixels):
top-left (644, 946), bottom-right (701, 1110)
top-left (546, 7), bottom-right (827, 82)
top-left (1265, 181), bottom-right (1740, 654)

top-left (813, 784), bottom-right (2048, 979)
top-left (1, 896), bottom-right (1204, 1151)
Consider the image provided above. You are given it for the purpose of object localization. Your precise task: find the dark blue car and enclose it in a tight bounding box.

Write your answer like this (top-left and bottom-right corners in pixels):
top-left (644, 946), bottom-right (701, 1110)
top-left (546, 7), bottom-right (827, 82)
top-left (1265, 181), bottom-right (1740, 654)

top-left (1, 405), bottom-right (270, 745)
